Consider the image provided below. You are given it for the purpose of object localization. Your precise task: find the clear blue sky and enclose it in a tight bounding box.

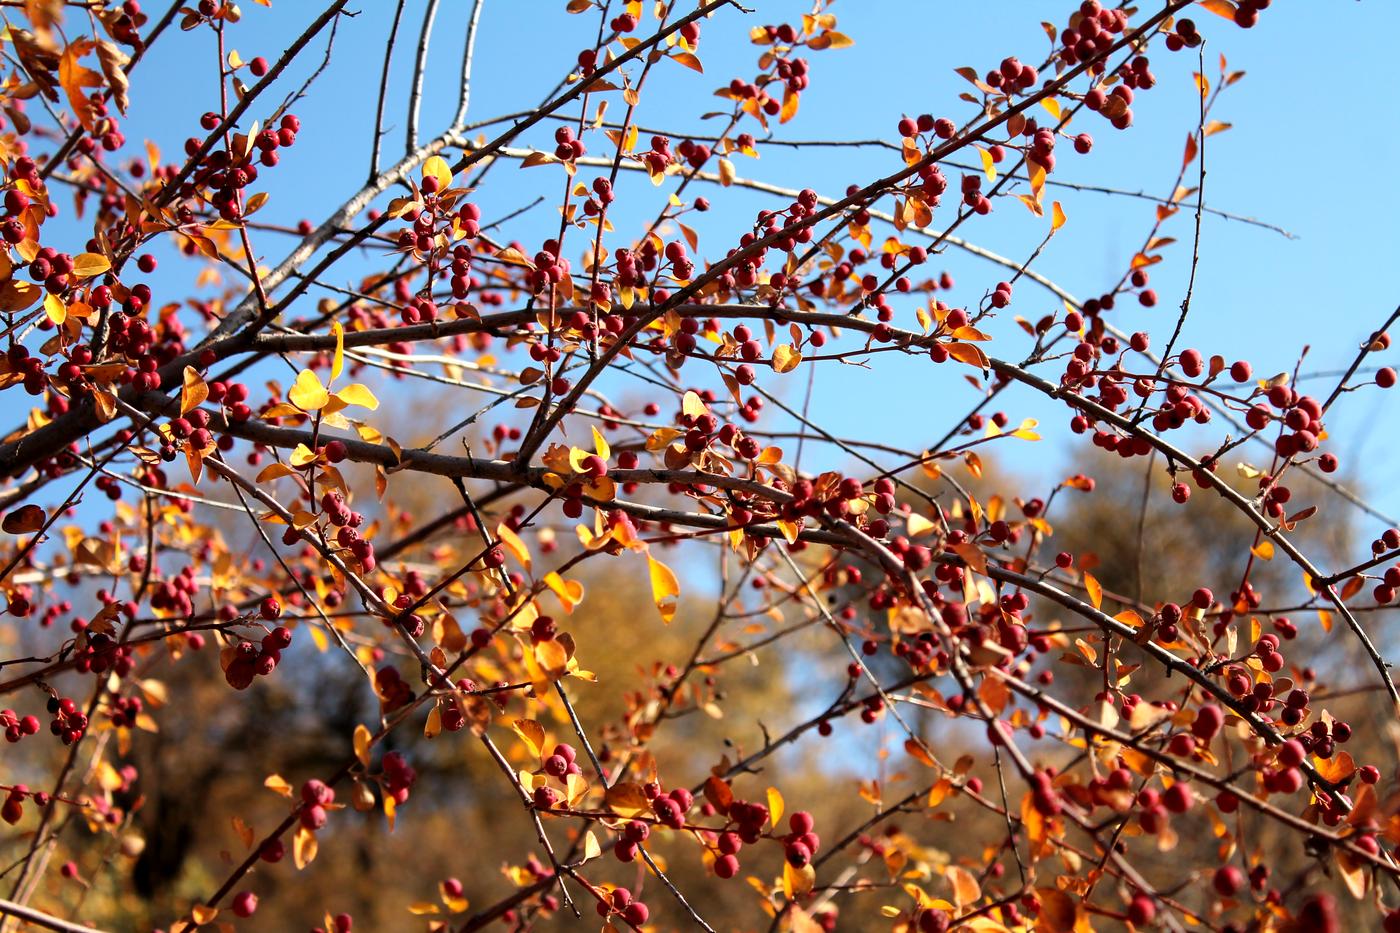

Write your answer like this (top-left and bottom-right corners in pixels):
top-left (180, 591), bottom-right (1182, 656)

top-left (98, 1), bottom-right (1400, 534)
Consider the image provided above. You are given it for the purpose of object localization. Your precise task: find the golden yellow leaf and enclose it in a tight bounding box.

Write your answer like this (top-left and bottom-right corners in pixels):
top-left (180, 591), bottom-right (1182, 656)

top-left (767, 787), bottom-right (784, 827)
top-left (946, 864), bottom-right (980, 907)
top-left (648, 555), bottom-right (680, 623)
top-left (422, 155), bottom-right (453, 190)
top-left (512, 719), bottom-right (546, 760)
top-left (71, 252), bottom-right (110, 277)
top-left (977, 146), bottom-right (997, 182)
top-left (682, 390), bottom-right (709, 419)
top-left (334, 383), bottom-right (379, 411)
top-left (495, 522), bottom-right (531, 569)
top-left (330, 321), bottom-right (344, 381)
top-left (1051, 200), bottom-right (1066, 232)
top-left (718, 157), bottom-right (736, 187)
top-left (289, 369), bottom-right (330, 411)
top-left (294, 824), bottom-right (317, 868)
top-left (264, 773), bottom-right (293, 797)
top-left (353, 724), bottom-right (372, 766)
top-left (43, 292), bottom-right (66, 325)
top-left (181, 366), bottom-right (208, 415)
top-left (772, 344), bottom-right (802, 373)
top-left (605, 782), bottom-right (651, 818)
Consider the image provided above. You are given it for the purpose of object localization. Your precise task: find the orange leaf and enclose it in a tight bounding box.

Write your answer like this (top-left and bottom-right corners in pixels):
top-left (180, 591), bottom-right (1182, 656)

top-left (1084, 572), bottom-right (1103, 610)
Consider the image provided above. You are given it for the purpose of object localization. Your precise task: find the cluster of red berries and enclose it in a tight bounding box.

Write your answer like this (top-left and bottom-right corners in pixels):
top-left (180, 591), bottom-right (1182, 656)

top-left (223, 622), bottom-right (292, 691)
top-left (1248, 384), bottom-right (1328, 460)
top-left (1054, 2), bottom-right (1131, 69)
top-left (47, 696), bottom-right (88, 745)
top-left (1225, 0), bottom-right (1271, 30)
top-left (375, 665), bottom-right (414, 711)
top-left (180, 111), bottom-right (297, 221)
top-left (1, 185), bottom-right (36, 246)
top-left (73, 630), bottom-right (134, 677)
top-left (1165, 18), bottom-right (1202, 52)
top-left (107, 0), bottom-right (147, 44)
top-left (552, 125), bottom-right (587, 163)
top-left (1, 785), bottom-right (50, 825)
top-left (319, 490), bottom-right (376, 574)
top-left (300, 778), bottom-right (335, 831)
top-left (594, 886), bottom-right (649, 927)
top-left (24, 246), bottom-right (79, 296)
top-left (0, 709), bottom-right (41, 743)
top-left (985, 55), bottom-right (1041, 94)
top-left (580, 175), bottom-right (615, 222)
top-left (523, 237), bottom-right (572, 296)
top-left (78, 90), bottom-right (128, 156)
top-left (381, 751), bottom-right (417, 804)
top-left (107, 694), bottom-right (144, 729)
top-left (529, 739), bottom-right (585, 806)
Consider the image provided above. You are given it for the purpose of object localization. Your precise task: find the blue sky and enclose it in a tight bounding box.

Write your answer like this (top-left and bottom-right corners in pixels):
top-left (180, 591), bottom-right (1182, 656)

top-left (92, 0), bottom-right (1400, 537)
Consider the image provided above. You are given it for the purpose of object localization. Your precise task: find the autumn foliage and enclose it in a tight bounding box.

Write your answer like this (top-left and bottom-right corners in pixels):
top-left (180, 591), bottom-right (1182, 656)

top-left (1, 0), bottom-right (1398, 931)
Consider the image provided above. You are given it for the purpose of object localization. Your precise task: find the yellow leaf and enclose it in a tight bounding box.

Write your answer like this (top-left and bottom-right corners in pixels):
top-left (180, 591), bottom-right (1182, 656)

top-left (946, 864), bottom-right (980, 907)
top-left (648, 555), bottom-right (680, 623)
top-left (1251, 540), bottom-right (1274, 561)
top-left (977, 146), bottom-right (997, 183)
top-left (605, 782), bottom-right (651, 818)
top-left (907, 513), bottom-right (936, 537)
top-left (181, 366), bottom-right (208, 415)
top-left (43, 292), bottom-right (66, 325)
top-left (1084, 572), bottom-right (1103, 610)
top-left (583, 831), bottom-right (601, 862)
top-left (543, 572), bottom-right (585, 613)
top-left (330, 321), bottom-right (344, 381)
top-left (290, 443), bottom-right (318, 467)
top-left (1040, 97), bottom-right (1062, 121)
top-left (293, 824), bottom-right (317, 868)
top-left (191, 905), bottom-right (219, 925)
top-left (353, 724), bottom-right (372, 767)
top-left (422, 155), bottom-right (453, 190)
top-left (783, 861), bottom-right (816, 899)
top-left (512, 718), bottom-right (547, 760)
top-left (264, 774), bottom-right (294, 797)
top-left (407, 902), bottom-right (441, 915)
top-left (591, 425), bottom-right (610, 460)
top-left (772, 344), bottom-right (802, 373)
top-left (72, 252), bottom-right (110, 277)
top-left (1051, 200), bottom-right (1066, 232)
top-left (495, 522), bottom-right (531, 569)
top-left (289, 369), bottom-right (330, 411)
top-left (766, 787), bottom-right (784, 827)
top-left (718, 157), bottom-right (736, 187)
top-left (334, 383), bottom-right (379, 411)
top-left (682, 390), bottom-right (709, 419)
